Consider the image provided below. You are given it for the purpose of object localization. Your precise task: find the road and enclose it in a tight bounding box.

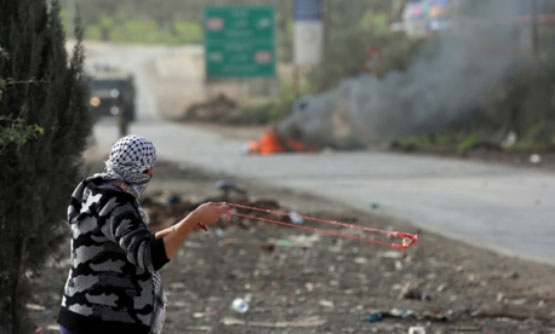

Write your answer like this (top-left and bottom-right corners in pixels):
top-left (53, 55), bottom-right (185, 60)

top-left (84, 42), bottom-right (555, 266)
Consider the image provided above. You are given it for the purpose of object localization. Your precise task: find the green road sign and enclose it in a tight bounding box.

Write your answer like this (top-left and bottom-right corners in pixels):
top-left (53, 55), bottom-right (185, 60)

top-left (204, 6), bottom-right (276, 78)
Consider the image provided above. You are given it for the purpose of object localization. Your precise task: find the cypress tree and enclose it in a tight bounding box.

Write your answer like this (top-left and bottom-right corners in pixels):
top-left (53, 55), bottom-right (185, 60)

top-left (0, 0), bottom-right (91, 332)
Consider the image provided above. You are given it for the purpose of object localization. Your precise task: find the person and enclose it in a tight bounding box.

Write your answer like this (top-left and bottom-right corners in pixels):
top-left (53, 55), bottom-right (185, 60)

top-left (57, 135), bottom-right (228, 334)
top-left (117, 106), bottom-right (132, 138)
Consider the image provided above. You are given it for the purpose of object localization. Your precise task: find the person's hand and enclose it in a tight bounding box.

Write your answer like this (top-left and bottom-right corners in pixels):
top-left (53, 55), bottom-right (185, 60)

top-left (191, 202), bottom-right (229, 228)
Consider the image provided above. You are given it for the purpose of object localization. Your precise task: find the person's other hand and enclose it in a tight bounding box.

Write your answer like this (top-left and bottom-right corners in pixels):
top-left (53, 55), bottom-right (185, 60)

top-left (192, 202), bottom-right (229, 226)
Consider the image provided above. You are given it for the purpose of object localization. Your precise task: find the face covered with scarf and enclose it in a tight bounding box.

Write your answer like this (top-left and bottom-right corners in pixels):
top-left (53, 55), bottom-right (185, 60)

top-left (105, 135), bottom-right (157, 198)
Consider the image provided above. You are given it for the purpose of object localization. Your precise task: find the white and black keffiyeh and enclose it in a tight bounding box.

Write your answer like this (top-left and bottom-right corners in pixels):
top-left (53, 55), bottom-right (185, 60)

top-left (150, 272), bottom-right (166, 334)
top-left (104, 135), bottom-right (157, 197)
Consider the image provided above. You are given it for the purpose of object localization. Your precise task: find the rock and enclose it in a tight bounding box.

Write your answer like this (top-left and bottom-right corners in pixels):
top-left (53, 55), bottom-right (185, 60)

top-left (529, 154), bottom-right (542, 164)
top-left (169, 282), bottom-right (186, 290)
top-left (26, 303), bottom-right (46, 311)
top-left (377, 251), bottom-right (403, 259)
top-left (408, 326), bottom-right (426, 334)
top-left (183, 241), bottom-right (204, 249)
top-left (507, 298), bottom-right (526, 306)
top-left (328, 246), bottom-right (342, 253)
top-left (221, 315), bottom-right (326, 328)
top-left (390, 308), bottom-right (416, 318)
top-left (173, 300), bottom-right (187, 308)
top-left (363, 312), bottom-right (384, 323)
top-left (319, 300), bottom-right (335, 308)
top-left (193, 312), bottom-right (214, 319)
top-left (400, 285), bottom-right (423, 300)
top-left (502, 271), bottom-right (519, 279)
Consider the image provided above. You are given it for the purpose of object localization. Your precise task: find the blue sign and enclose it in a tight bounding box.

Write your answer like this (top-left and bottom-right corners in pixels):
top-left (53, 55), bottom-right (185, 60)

top-left (295, 0), bottom-right (323, 21)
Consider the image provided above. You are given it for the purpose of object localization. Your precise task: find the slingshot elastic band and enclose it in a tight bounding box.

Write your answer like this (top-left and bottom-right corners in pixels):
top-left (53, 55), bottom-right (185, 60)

top-left (226, 203), bottom-right (418, 249)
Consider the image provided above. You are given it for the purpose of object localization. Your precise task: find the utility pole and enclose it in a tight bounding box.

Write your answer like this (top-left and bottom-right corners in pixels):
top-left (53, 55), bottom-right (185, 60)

top-left (67, 0), bottom-right (75, 37)
top-left (531, 0), bottom-right (539, 60)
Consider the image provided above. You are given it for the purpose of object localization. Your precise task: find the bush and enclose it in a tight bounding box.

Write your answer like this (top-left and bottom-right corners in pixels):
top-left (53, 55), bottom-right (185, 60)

top-left (308, 25), bottom-right (424, 92)
top-left (479, 64), bottom-right (555, 146)
top-left (0, 1), bottom-right (91, 333)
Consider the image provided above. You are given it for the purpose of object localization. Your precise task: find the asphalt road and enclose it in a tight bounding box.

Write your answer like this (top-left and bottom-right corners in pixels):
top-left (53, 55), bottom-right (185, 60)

top-left (83, 42), bottom-right (555, 267)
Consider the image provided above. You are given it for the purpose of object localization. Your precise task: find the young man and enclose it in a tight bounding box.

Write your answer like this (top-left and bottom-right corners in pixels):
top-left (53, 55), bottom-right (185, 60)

top-left (58, 135), bottom-right (228, 334)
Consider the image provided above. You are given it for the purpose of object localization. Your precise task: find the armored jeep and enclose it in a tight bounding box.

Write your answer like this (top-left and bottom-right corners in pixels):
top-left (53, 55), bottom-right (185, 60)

top-left (87, 67), bottom-right (136, 121)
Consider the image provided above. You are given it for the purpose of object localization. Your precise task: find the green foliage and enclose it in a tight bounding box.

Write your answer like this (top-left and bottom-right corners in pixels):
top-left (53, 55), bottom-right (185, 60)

top-left (0, 119), bottom-right (44, 152)
top-left (239, 104), bottom-right (274, 124)
top-left (386, 61), bottom-right (555, 154)
top-left (173, 20), bottom-right (203, 41)
top-left (478, 63), bottom-right (555, 148)
top-left (98, 13), bottom-right (115, 29)
top-left (358, 12), bottom-right (390, 35)
top-left (0, 0), bottom-right (91, 332)
top-left (391, 134), bottom-right (458, 152)
top-left (267, 79), bottom-right (313, 121)
top-left (308, 25), bottom-right (423, 92)
top-left (508, 140), bottom-right (551, 152)
top-left (456, 135), bottom-right (485, 152)
top-left (84, 17), bottom-right (203, 44)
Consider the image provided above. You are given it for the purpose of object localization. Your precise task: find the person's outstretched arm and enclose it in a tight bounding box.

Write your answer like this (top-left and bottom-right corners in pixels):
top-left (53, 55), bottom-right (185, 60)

top-left (155, 202), bottom-right (229, 259)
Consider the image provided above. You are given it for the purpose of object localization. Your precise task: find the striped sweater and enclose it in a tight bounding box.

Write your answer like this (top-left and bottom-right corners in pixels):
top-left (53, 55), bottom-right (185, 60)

top-left (58, 175), bottom-right (169, 333)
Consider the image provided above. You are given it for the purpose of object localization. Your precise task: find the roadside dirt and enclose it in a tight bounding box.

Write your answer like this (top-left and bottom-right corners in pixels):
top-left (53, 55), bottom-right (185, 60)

top-left (30, 158), bottom-right (555, 334)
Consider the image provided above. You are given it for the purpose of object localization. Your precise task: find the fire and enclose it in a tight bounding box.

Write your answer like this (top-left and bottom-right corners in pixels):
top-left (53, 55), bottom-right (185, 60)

top-left (248, 128), bottom-right (318, 155)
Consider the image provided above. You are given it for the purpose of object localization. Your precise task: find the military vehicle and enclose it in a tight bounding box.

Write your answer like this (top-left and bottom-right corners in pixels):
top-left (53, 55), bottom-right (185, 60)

top-left (86, 67), bottom-right (136, 121)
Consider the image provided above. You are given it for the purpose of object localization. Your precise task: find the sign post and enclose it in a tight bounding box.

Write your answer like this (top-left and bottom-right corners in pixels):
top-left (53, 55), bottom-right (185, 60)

top-left (294, 0), bottom-right (324, 66)
top-left (204, 6), bottom-right (276, 78)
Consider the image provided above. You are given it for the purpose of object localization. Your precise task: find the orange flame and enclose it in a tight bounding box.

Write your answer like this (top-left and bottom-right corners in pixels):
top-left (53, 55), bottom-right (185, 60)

top-left (248, 128), bottom-right (318, 155)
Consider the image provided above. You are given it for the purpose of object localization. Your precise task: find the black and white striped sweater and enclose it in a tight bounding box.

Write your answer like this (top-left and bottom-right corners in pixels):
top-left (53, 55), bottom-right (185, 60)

top-left (57, 175), bottom-right (169, 333)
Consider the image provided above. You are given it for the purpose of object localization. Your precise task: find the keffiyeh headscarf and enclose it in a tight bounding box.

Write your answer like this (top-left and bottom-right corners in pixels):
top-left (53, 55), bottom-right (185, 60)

top-left (104, 135), bottom-right (157, 198)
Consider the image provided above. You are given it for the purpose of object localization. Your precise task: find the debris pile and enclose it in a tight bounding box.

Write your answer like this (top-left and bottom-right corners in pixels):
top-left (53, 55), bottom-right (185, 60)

top-left (182, 94), bottom-right (240, 123)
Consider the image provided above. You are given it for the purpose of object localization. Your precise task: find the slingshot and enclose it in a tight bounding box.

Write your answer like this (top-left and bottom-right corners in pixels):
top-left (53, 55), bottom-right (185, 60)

top-left (226, 203), bottom-right (418, 249)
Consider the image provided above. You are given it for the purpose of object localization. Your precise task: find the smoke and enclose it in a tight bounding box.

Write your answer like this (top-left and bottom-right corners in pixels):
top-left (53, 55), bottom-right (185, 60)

top-left (279, 0), bottom-right (532, 147)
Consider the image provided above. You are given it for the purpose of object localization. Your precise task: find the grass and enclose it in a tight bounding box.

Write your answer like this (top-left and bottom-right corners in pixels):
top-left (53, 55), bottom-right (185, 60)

top-left (456, 135), bottom-right (485, 152)
top-left (506, 140), bottom-right (551, 152)
top-left (76, 18), bottom-right (203, 45)
top-left (392, 134), bottom-right (457, 151)
top-left (392, 132), bottom-right (555, 155)
top-left (239, 104), bottom-right (274, 124)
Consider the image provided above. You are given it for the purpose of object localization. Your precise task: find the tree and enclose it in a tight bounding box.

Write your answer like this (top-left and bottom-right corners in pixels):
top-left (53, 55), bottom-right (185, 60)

top-left (0, 0), bottom-right (91, 333)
